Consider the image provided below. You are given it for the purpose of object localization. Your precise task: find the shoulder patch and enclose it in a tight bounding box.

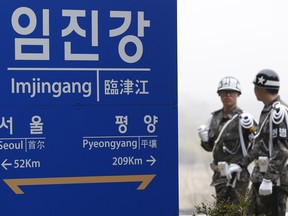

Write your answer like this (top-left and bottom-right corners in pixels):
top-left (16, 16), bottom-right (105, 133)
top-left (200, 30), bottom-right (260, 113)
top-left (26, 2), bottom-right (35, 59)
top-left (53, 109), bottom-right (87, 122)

top-left (240, 112), bottom-right (256, 131)
top-left (271, 102), bottom-right (288, 125)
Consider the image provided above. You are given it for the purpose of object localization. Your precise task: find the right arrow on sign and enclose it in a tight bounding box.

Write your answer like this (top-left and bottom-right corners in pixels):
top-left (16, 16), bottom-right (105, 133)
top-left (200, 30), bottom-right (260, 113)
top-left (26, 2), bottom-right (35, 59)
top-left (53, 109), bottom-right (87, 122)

top-left (146, 155), bottom-right (156, 166)
top-left (3, 174), bottom-right (156, 195)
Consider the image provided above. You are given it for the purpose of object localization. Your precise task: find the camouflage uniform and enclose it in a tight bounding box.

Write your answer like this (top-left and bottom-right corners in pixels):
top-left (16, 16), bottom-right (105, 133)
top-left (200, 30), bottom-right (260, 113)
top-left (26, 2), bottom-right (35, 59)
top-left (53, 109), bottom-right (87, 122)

top-left (240, 97), bottom-right (288, 216)
top-left (201, 106), bottom-right (255, 204)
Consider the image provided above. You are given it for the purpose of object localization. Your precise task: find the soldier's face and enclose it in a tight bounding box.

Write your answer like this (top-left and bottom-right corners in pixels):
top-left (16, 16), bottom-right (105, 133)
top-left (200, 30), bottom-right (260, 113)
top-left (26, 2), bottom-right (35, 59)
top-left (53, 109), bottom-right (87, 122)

top-left (254, 86), bottom-right (262, 101)
top-left (218, 90), bottom-right (239, 107)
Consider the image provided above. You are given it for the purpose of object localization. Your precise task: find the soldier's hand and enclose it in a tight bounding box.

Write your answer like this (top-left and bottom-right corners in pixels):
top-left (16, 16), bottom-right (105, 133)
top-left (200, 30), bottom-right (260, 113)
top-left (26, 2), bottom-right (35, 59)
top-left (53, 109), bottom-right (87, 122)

top-left (226, 164), bottom-right (242, 180)
top-left (197, 125), bottom-right (208, 142)
top-left (259, 179), bottom-right (273, 196)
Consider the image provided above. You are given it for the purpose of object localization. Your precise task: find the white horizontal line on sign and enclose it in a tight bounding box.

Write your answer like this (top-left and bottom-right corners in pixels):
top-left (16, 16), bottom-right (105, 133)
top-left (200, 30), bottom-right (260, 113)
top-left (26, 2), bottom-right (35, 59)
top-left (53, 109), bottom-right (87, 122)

top-left (7, 67), bottom-right (151, 72)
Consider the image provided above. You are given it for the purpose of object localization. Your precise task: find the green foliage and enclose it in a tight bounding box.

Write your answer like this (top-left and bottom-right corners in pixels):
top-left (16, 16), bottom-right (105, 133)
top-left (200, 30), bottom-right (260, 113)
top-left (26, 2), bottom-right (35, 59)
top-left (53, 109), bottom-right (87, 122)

top-left (192, 191), bottom-right (253, 216)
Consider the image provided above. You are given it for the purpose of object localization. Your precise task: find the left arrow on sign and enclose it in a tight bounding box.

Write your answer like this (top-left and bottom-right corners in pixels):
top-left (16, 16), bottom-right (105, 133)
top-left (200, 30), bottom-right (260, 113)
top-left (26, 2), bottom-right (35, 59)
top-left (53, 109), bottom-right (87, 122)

top-left (3, 174), bottom-right (156, 194)
top-left (1, 159), bottom-right (12, 170)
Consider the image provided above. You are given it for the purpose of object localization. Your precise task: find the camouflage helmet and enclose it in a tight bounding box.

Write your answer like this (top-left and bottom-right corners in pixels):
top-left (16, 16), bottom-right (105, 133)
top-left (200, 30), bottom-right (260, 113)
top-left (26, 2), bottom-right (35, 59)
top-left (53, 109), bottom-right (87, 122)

top-left (253, 69), bottom-right (280, 90)
top-left (217, 76), bottom-right (241, 94)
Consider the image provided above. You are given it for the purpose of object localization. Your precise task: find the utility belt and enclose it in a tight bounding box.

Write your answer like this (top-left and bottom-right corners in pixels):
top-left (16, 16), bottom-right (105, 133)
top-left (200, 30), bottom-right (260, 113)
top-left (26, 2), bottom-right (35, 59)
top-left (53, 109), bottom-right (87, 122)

top-left (254, 157), bottom-right (288, 188)
top-left (254, 156), bottom-right (269, 173)
top-left (210, 161), bottom-right (239, 188)
top-left (210, 161), bottom-right (233, 176)
top-left (210, 162), bottom-right (221, 173)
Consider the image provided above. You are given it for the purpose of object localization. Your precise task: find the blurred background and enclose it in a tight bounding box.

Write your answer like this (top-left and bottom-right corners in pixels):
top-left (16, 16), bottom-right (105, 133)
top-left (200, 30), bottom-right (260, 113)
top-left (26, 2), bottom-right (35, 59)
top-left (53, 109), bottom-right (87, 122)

top-left (177, 0), bottom-right (288, 214)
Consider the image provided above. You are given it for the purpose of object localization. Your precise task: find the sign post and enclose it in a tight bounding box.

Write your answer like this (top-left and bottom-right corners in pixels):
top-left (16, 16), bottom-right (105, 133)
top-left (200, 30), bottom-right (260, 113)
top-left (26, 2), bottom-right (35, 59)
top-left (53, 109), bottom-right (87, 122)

top-left (0, 1), bottom-right (178, 215)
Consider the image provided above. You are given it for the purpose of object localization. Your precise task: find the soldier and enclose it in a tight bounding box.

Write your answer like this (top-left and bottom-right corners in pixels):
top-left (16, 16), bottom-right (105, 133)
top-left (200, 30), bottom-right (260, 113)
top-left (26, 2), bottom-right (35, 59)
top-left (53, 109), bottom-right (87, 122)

top-left (198, 76), bottom-right (257, 205)
top-left (233, 69), bottom-right (288, 215)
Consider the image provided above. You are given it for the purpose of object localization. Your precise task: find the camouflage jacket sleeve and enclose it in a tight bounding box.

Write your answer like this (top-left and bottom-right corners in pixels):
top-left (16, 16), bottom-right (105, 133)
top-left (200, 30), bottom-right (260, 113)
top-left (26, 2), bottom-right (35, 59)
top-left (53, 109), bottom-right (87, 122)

top-left (200, 114), bottom-right (214, 152)
top-left (201, 140), bottom-right (214, 152)
top-left (240, 140), bottom-right (266, 168)
top-left (265, 121), bottom-right (288, 183)
top-left (199, 112), bottom-right (223, 152)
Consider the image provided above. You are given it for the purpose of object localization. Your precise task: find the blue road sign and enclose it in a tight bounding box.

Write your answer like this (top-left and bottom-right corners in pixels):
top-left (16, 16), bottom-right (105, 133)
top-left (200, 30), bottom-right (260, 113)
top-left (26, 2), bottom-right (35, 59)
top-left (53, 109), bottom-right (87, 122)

top-left (0, 1), bottom-right (178, 215)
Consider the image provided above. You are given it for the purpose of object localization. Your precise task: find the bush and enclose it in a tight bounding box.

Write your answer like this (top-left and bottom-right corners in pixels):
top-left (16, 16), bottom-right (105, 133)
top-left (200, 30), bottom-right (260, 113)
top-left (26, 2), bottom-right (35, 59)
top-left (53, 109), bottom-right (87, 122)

top-left (192, 191), bottom-right (253, 216)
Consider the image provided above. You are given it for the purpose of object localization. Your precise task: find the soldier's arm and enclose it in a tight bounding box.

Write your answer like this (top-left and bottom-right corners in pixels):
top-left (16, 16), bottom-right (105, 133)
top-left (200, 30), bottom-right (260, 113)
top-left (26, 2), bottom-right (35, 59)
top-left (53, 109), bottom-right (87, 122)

top-left (239, 140), bottom-right (265, 168)
top-left (265, 123), bottom-right (288, 183)
top-left (265, 104), bottom-right (288, 183)
top-left (201, 140), bottom-right (214, 152)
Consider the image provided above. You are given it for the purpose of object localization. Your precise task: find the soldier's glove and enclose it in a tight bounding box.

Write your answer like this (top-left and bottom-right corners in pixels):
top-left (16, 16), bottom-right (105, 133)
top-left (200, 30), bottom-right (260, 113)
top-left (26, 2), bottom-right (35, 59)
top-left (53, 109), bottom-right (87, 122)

top-left (259, 179), bottom-right (273, 196)
top-left (226, 164), bottom-right (242, 180)
top-left (197, 125), bottom-right (208, 142)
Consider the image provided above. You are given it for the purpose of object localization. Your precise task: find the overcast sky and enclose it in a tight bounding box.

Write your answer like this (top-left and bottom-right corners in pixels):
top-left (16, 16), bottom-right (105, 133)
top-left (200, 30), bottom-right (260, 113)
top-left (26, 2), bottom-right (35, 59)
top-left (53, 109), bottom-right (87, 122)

top-left (178, 0), bottom-right (288, 122)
